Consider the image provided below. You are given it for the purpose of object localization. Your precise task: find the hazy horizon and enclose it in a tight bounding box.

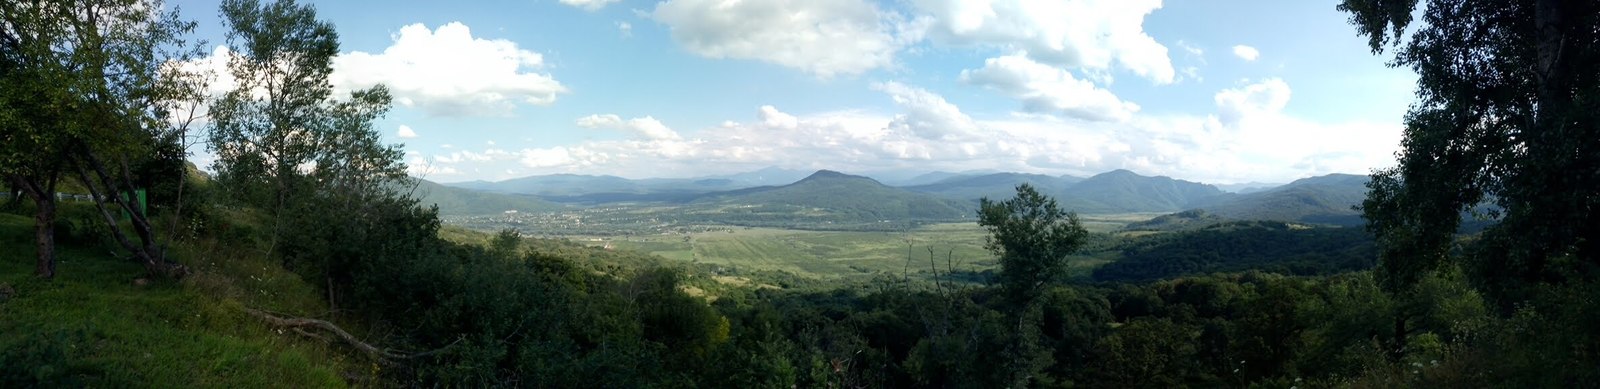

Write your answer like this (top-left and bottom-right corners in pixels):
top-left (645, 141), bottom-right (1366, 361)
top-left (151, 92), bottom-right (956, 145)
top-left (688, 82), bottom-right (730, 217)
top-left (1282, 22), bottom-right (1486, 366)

top-left (419, 165), bottom-right (1344, 187)
top-left (175, 0), bottom-right (1412, 185)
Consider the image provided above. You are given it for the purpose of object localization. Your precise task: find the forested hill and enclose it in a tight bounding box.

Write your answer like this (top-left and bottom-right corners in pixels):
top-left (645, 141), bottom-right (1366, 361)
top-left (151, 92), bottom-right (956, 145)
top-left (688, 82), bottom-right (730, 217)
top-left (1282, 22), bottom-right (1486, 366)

top-left (904, 172), bottom-right (1081, 201)
top-left (1053, 169), bottom-right (1227, 213)
top-left (1202, 173), bottom-right (1369, 225)
top-left (691, 170), bottom-right (971, 220)
top-left (1094, 221), bottom-right (1377, 282)
top-left (411, 179), bottom-right (566, 215)
top-left (903, 169), bottom-right (1228, 213)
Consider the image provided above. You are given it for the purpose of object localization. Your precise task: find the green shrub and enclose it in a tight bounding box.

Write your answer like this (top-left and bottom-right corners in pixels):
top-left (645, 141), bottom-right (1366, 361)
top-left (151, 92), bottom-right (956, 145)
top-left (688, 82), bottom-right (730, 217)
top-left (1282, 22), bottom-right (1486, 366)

top-left (0, 329), bottom-right (94, 387)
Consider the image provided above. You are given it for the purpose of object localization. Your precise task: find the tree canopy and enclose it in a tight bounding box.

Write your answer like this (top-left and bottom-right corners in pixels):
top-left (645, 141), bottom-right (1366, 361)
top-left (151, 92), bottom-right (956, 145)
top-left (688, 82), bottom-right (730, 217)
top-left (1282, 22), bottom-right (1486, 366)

top-left (1344, 0), bottom-right (1600, 305)
top-left (978, 183), bottom-right (1089, 309)
top-left (1, 0), bottom-right (201, 278)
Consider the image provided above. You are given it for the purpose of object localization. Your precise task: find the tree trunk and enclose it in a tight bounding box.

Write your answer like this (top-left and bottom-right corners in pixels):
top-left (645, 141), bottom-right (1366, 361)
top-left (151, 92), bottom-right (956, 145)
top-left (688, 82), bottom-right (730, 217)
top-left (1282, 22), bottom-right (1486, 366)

top-left (11, 174), bottom-right (59, 279)
top-left (1390, 315), bottom-right (1407, 362)
top-left (3, 187), bottom-right (20, 210)
top-left (327, 276), bottom-right (336, 312)
top-left (33, 194), bottom-right (57, 279)
top-left (73, 157), bottom-right (188, 279)
top-left (1526, 0), bottom-right (1571, 276)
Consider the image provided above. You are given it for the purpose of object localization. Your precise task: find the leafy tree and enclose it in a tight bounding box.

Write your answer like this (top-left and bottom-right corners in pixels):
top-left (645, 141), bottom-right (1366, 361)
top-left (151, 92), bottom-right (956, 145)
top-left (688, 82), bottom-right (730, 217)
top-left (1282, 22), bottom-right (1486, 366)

top-left (2, 0), bottom-right (100, 278)
top-left (206, 0), bottom-right (408, 299)
top-left (1342, 0), bottom-right (1599, 362)
top-left (1, 0), bottom-right (200, 278)
top-left (207, 0), bottom-right (404, 242)
top-left (1342, 0), bottom-right (1600, 302)
top-left (979, 184), bottom-right (1089, 309)
top-left (977, 183), bottom-right (1089, 386)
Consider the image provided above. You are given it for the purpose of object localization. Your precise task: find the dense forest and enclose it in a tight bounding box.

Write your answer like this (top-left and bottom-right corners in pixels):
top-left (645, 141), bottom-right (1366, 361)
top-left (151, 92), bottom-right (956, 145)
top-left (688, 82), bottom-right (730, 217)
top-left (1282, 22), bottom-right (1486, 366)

top-left (1093, 221), bottom-right (1377, 283)
top-left (3, 0), bottom-right (1599, 387)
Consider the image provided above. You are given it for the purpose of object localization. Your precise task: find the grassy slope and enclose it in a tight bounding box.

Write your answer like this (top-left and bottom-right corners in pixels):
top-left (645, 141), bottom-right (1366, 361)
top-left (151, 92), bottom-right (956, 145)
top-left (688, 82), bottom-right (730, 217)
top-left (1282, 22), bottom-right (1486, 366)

top-left (0, 209), bottom-right (354, 387)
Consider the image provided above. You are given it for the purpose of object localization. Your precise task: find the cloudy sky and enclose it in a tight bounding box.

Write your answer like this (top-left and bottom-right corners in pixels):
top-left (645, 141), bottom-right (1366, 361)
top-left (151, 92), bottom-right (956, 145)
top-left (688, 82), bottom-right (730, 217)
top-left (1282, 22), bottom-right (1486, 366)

top-left (173, 0), bottom-right (1417, 184)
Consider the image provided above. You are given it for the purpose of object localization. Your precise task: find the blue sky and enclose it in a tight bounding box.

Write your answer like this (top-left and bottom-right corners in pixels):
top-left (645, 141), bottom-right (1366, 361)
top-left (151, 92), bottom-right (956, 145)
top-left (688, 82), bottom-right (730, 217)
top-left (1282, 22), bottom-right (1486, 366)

top-left (173, 0), bottom-right (1417, 184)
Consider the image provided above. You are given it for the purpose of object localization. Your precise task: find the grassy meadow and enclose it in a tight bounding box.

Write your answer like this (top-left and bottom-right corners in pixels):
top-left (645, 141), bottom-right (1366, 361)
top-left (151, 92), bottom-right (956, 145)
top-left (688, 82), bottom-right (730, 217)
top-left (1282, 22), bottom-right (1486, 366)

top-left (549, 213), bottom-right (1153, 282)
top-left (0, 209), bottom-right (356, 387)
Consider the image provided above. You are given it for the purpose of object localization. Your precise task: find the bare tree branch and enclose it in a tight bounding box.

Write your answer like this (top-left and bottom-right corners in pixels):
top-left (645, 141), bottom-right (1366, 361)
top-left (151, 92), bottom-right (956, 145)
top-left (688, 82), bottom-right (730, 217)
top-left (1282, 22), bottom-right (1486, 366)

top-left (243, 307), bottom-right (461, 362)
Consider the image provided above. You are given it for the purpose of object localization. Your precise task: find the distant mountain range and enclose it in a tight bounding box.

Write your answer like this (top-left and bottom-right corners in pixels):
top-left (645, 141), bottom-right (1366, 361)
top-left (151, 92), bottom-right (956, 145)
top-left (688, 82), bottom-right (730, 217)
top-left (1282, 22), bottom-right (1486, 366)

top-left (904, 172), bottom-right (1082, 202)
top-left (1055, 169), bottom-right (1225, 213)
top-left (431, 167), bottom-right (1374, 224)
top-left (1215, 182), bottom-right (1286, 194)
top-left (448, 174), bottom-right (732, 197)
top-left (907, 169), bottom-right (1226, 214)
top-left (879, 169), bottom-right (1004, 186)
top-left (411, 179), bottom-right (565, 215)
top-left (444, 167), bottom-right (812, 204)
top-left (691, 170), bottom-right (971, 221)
top-left (1200, 174), bottom-right (1369, 226)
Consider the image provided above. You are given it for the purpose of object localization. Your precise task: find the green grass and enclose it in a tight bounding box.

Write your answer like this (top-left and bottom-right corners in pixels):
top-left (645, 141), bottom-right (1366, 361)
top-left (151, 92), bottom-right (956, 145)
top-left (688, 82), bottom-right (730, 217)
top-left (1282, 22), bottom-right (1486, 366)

top-left (587, 224), bottom-right (994, 280)
top-left (0, 210), bottom-right (355, 387)
top-left (530, 214), bottom-right (1159, 282)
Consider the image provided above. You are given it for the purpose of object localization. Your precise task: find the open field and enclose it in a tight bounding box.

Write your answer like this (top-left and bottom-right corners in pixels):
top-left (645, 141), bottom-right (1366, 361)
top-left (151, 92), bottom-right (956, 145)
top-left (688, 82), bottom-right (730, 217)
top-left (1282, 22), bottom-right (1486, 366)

top-left (494, 212), bottom-right (1158, 282)
top-left (1079, 213), bottom-right (1169, 233)
top-left (601, 225), bottom-right (995, 278)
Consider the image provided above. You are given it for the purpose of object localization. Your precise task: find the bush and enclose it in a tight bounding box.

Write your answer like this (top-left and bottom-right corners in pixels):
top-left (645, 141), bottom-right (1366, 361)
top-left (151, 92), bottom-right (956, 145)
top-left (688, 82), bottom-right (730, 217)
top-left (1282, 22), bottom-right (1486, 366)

top-left (0, 329), bottom-right (93, 387)
top-left (53, 204), bottom-right (110, 249)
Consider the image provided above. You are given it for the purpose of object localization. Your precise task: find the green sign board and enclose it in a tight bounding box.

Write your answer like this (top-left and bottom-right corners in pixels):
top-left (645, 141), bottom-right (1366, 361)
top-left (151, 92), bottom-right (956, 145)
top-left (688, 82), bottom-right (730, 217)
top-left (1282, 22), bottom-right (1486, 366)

top-left (122, 189), bottom-right (146, 221)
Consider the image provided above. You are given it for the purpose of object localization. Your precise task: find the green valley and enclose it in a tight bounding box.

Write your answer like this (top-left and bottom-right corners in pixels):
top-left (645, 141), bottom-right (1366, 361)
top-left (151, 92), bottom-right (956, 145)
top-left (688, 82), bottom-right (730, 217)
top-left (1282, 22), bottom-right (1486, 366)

top-left (5, 0), bottom-right (1598, 387)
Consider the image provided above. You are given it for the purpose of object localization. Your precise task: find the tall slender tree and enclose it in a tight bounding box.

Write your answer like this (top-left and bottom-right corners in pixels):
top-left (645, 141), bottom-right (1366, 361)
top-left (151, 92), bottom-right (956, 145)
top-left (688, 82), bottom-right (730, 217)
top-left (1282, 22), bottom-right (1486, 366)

top-left (978, 183), bottom-right (1089, 387)
top-left (206, 0), bottom-right (408, 302)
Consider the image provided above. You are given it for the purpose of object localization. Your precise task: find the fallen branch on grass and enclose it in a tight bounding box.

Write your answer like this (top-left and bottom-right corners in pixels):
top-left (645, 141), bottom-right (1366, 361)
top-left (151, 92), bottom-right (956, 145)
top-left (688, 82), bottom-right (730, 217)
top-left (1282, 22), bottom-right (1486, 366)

top-left (243, 307), bottom-right (461, 362)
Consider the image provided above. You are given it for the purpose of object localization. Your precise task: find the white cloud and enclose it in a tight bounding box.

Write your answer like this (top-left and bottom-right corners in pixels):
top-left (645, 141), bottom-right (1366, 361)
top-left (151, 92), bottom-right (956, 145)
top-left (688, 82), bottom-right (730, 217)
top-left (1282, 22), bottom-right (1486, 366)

top-left (652, 0), bottom-right (910, 77)
top-left (1232, 45), bottom-right (1260, 61)
top-left (434, 150), bottom-right (492, 164)
top-left (617, 21), bottom-right (632, 37)
top-left (407, 156), bottom-right (460, 177)
top-left (1176, 40), bottom-right (1203, 57)
top-left (910, 0), bottom-right (1175, 84)
top-left (424, 97), bottom-right (1112, 179)
top-left (1180, 66), bottom-right (1202, 83)
top-left (416, 81), bottom-right (1397, 184)
top-left (1213, 78), bottom-right (1290, 126)
top-left (184, 22), bottom-right (565, 118)
top-left (179, 46), bottom-right (235, 96)
top-left (520, 147), bottom-right (578, 168)
top-left (645, 0), bottom-right (1174, 84)
top-left (576, 114), bottom-right (682, 140)
top-left (960, 54), bottom-right (1140, 122)
top-left (560, 0), bottom-right (618, 11)
top-left (397, 125), bottom-right (418, 139)
top-left (874, 81), bottom-right (980, 140)
top-left (758, 105), bottom-right (799, 129)
top-left (330, 22), bottom-right (566, 117)
top-left (1196, 78), bottom-right (1399, 181)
